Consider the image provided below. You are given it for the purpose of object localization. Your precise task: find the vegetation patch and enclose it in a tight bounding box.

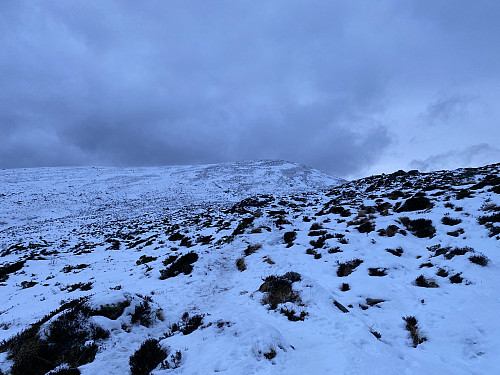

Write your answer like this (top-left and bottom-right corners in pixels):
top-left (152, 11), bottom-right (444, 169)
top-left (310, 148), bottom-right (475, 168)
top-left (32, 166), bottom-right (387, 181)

top-left (436, 268), bottom-right (449, 277)
top-left (129, 339), bottom-right (168, 375)
top-left (368, 268), bottom-right (387, 276)
top-left (456, 189), bottom-right (473, 200)
top-left (136, 255), bottom-right (157, 265)
top-left (308, 230), bottom-right (327, 236)
top-left (236, 257), bottom-right (246, 271)
top-left (403, 316), bottom-right (427, 347)
top-left (62, 264), bottom-right (89, 273)
top-left (414, 259), bottom-right (431, 268)
top-left (0, 260), bottom-right (26, 282)
top-left (263, 348), bottom-right (277, 360)
top-left (159, 252), bottom-right (198, 280)
top-left (166, 312), bottom-right (204, 336)
top-left (386, 247), bottom-right (403, 257)
top-left (397, 193), bottom-right (434, 212)
top-left (477, 212), bottom-right (500, 237)
top-left (414, 275), bottom-right (439, 288)
top-left (131, 299), bottom-right (155, 327)
top-left (310, 223), bottom-right (323, 230)
top-left (259, 273), bottom-right (301, 309)
top-left (309, 236), bottom-right (326, 249)
top-left (449, 273), bottom-right (463, 284)
top-left (232, 217), bottom-right (255, 236)
top-left (66, 282), bottom-right (93, 292)
top-left (279, 308), bottom-right (308, 321)
top-left (399, 217), bottom-right (436, 238)
top-left (441, 216), bottom-right (462, 226)
top-left (337, 259), bottom-right (363, 277)
top-left (357, 221), bottom-right (375, 233)
top-left (469, 254), bottom-right (490, 266)
top-left (447, 228), bottom-right (464, 237)
top-left (0, 299), bottom-right (109, 375)
top-left (283, 231), bottom-right (297, 245)
top-left (244, 244), bottom-right (262, 256)
top-left (444, 246), bottom-right (472, 260)
top-left (20, 280), bottom-right (37, 289)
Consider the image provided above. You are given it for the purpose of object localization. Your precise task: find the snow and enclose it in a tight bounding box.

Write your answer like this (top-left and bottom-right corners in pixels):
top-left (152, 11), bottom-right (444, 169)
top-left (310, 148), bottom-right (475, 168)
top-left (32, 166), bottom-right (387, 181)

top-left (0, 160), bottom-right (499, 374)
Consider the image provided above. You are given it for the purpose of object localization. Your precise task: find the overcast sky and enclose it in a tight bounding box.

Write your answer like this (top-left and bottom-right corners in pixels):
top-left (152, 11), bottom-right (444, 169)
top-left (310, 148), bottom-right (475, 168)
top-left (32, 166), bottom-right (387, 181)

top-left (1, 0), bottom-right (499, 178)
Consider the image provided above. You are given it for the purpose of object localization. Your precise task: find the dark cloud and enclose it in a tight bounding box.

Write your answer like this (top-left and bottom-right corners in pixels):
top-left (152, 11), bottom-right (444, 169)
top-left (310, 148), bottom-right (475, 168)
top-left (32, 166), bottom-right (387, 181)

top-left (423, 93), bottom-right (478, 124)
top-left (1, 1), bottom-right (499, 177)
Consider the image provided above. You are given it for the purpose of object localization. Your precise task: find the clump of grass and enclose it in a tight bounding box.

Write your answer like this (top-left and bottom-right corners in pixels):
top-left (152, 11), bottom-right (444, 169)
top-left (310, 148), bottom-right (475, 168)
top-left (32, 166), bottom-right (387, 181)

top-left (386, 247), bottom-right (404, 257)
top-left (309, 236), bottom-right (326, 249)
top-left (279, 308), bottom-right (308, 321)
top-left (236, 257), bottom-right (246, 271)
top-left (402, 316), bottom-right (427, 347)
top-left (129, 339), bottom-right (168, 375)
top-left (263, 348), bottom-right (277, 360)
top-left (419, 262), bottom-right (433, 268)
top-left (444, 246), bottom-right (472, 260)
top-left (368, 268), bottom-right (387, 276)
top-left (357, 221), bottom-right (375, 233)
top-left (62, 264), bottom-right (89, 273)
top-left (131, 300), bottom-right (155, 327)
top-left (159, 252), bottom-right (198, 279)
top-left (310, 222), bottom-right (323, 230)
top-left (456, 189), bottom-right (472, 200)
top-left (66, 282), bottom-right (93, 292)
top-left (413, 275), bottom-right (439, 288)
top-left (469, 254), bottom-right (490, 266)
top-left (136, 255), bottom-right (157, 265)
top-left (232, 217), bottom-right (255, 236)
top-left (244, 244), bottom-right (262, 256)
top-left (328, 246), bottom-right (342, 254)
top-left (336, 259), bottom-right (363, 277)
top-left (20, 280), bottom-right (37, 289)
top-left (477, 212), bottom-right (500, 237)
top-left (449, 273), bottom-right (463, 284)
top-left (447, 228), bottom-right (465, 237)
top-left (166, 312), bottom-right (204, 336)
top-left (399, 217), bottom-right (436, 238)
top-left (441, 216), bottom-right (462, 226)
top-left (259, 273), bottom-right (301, 309)
top-left (283, 231), bottom-right (297, 245)
top-left (308, 230), bottom-right (327, 236)
top-left (396, 193), bottom-right (434, 212)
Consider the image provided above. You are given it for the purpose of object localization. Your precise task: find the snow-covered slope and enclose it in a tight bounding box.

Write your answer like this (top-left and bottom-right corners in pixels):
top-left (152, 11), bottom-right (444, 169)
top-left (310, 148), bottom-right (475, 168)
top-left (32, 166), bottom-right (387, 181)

top-left (0, 161), bottom-right (499, 375)
top-left (0, 160), bottom-right (344, 235)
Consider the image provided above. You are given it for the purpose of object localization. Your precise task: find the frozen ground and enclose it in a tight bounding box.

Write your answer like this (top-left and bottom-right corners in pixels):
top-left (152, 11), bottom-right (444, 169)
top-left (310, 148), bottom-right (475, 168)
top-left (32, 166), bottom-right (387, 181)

top-left (0, 161), bottom-right (499, 374)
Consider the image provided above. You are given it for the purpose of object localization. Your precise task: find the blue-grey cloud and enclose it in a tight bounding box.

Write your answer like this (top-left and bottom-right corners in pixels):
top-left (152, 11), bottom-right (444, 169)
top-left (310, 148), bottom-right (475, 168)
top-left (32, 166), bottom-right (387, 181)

top-left (410, 143), bottom-right (500, 172)
top-left (423, 93), bottom-right (478, 124)
top-left (1, 1), bottom-right (499, 177)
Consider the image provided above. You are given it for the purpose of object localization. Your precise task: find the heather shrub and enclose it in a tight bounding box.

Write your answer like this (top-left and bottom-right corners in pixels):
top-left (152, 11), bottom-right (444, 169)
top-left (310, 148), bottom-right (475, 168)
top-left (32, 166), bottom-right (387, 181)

top-left (129, 339), bottom-right (168, 375)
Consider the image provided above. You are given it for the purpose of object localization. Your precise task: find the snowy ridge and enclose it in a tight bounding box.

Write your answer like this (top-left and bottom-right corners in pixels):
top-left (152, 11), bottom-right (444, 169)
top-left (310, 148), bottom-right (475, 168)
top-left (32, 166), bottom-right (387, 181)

top-left (0, 162), bottom-right (499, 374)
top-left (0, 160), bottom-right (344, 237)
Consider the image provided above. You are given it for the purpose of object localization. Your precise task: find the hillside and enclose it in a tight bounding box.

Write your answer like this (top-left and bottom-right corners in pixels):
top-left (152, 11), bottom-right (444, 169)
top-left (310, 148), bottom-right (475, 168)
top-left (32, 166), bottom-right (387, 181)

top-left (0, 161), bottom-right (499, 374)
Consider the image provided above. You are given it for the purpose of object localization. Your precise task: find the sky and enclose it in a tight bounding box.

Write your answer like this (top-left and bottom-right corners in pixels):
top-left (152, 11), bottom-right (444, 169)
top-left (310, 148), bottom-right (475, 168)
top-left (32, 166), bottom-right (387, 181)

top-left (1, 0), bottom-right (499, 179)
